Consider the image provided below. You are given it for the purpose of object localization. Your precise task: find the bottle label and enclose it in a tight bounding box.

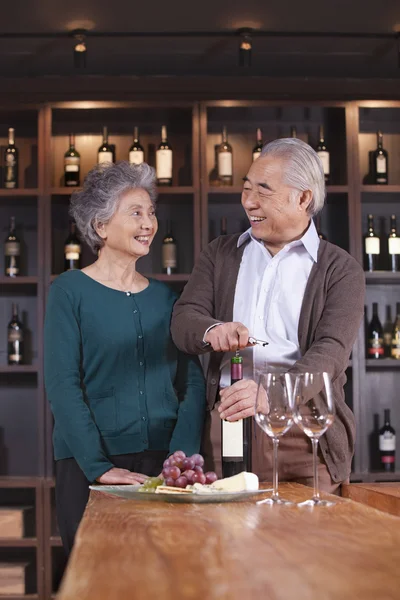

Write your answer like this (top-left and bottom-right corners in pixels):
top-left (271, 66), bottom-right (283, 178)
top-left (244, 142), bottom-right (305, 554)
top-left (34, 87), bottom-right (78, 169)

top-left (162, 244), bottom-right (177, 269)
top-left (317, 150), bottom-right (330, 175)
top-left (6, 266), bottom-right (19, 276)
top-left (384, 332), bottom-right (393, 347)
top-left (5, 242), bottom-right (20, 256)
top-left (129, 150), bottom-right (144, 165)
top-left (65, 157), bottom-right (80, 172)
top-left (252, 151), bottom-right (261, 162)
top-left (8, 354), bottom-right (22, 363)
top-left (218, 152), bottom-right (233, 177)
top-left (98, 152), bottom-right (113, 164)
top-left (365, 237), bottom-right (380, 255)
top-left (8, 330), bottom-right (23, 343)
top-left (389, 238), bottom-right (400, 255)
top-left (391, 334), bottom-right (400, 358)
top-left (156, 149), bottom-right (173, 180)
top-left (222, 419), bottom-right (244, 458)
top-left (376, 155), bottom-right (387, 174)
top-left (379, 433), bottom-right (396, 452)
top-left (368, 339), bottom-right (384, 355)
top-left (65, 244), bottom-right (81, 261)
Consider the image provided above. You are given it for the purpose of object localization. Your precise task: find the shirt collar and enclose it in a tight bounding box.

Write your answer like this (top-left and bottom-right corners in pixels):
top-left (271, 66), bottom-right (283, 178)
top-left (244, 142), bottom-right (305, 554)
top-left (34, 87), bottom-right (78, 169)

top-left (237, 219), bottom-right (320, 263)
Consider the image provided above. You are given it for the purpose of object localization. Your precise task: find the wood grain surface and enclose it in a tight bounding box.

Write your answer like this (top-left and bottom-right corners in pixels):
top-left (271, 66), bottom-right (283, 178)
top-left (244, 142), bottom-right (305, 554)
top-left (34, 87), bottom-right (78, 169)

top-left (342, 482), bottom-right (400, 517)
top-left (57, 483), bottom-right (400, 600)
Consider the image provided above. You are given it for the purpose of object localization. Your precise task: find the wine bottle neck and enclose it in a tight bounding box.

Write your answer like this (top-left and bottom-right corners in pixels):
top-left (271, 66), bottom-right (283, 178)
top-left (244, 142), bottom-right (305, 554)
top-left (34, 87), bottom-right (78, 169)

top-left (8, 128), bottom-right (15, 145)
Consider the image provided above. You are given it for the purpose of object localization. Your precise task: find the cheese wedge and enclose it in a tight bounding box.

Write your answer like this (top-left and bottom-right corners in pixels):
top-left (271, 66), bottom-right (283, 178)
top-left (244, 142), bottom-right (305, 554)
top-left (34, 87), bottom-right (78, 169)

top-left (210, 471), bottom-right (259, 492)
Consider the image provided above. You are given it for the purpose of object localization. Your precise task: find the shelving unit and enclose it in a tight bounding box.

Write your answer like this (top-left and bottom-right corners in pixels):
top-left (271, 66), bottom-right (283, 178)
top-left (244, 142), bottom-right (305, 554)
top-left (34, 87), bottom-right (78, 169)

top-left (1, 97), bottom-right (400, 598)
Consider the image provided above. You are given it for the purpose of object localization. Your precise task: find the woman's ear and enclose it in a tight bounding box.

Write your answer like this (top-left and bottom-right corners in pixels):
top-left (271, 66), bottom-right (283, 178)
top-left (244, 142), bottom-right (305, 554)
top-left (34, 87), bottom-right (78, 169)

top-left (94, 221), bottom-right (107, 240)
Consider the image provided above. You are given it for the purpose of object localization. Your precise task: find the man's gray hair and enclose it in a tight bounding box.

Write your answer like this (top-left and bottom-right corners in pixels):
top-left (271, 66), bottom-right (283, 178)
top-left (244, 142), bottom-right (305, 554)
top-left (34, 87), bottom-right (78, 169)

top-left (260, 138), bottom-right (325, 216)
top-left (70, 161), bottom-right (157, 253)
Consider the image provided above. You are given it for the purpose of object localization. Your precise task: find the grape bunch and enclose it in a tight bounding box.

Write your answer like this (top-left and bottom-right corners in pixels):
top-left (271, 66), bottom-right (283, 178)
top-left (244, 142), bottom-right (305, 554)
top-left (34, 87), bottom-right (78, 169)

top-left (162, 451), bottom-right (218, 488)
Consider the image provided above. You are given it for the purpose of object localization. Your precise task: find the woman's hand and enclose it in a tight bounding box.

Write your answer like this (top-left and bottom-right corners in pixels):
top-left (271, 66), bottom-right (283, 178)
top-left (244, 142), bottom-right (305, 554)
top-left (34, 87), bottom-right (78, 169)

top-left (96, 467), bottom-right (148, 485)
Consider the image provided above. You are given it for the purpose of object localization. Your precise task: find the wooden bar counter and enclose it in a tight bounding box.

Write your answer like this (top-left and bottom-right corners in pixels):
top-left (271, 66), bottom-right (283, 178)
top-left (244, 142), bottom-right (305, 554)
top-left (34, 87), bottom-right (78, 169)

top-left (342, 482), bottom-right (400, 517)
top-left (57, 483), bottom-right (400, 600)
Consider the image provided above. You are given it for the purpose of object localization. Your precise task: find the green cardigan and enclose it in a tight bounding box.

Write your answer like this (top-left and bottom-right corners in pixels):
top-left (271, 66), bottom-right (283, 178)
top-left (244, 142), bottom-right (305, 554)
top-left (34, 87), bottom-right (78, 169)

top-left (44, 271), bottom-right (206, 482)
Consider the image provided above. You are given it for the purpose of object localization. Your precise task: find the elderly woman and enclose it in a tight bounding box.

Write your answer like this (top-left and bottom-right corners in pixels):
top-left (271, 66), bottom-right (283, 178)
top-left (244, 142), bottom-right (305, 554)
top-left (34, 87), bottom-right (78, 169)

top-left (44, 162), bottom-right (206, 556)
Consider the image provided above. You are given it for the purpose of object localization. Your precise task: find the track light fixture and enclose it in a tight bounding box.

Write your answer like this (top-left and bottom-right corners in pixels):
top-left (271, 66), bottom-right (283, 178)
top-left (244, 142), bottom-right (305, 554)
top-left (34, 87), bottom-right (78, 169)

top-left (238, 29), bottom-right (252, 68)
top-left (72, 29), bottom-right (87, 68)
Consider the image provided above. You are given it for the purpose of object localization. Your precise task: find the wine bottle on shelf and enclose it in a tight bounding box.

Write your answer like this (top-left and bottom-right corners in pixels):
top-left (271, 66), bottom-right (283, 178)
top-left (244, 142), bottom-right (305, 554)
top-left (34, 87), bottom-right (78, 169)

top-left (221, 351), bottom-right (252, 477)
top-left (379, 409), bottom-right (396, 472)
top-left (162, 221), bottom-right (177, 275)
top-left (64, 134), bottom-right (80, 187)
top-left (367, 302), bottom-right (384, 359)
top-left (315, 214), bottom-right (327, 240)
top-left (383, 305), bottom-right (393, 358)
top-left (8, 303), bottom-right (24, 365)
top-left (391, 303), bottom-right (400, 360)
top-left (156, 125), bottom-right (173, 186)
top-left (290, 126), bottom-right (297, 138)
top-left (129, 127), bottom-right (144, 165)
top-left (388, 215), bottom-right (400, 272)
top-left (220, 217), bottom-right (228, 236)
top-left (364, 214), bottom-right (380, 272)
top-left (4, 127), bottom-right (18, 189)
top-left (316, 125), bottom-right (330, 184)
top-left (217, 126), bottom-right (233, 186)
top-left (97, 126), bottom-right (114, 164)
top-left (64, 221), bottom-right (81, 271)
top-left (4, 216), bottom-right (20, 277)
top-left (373, 131), bottom-right (388, 185)
top-left (252, 128), bottom-right (263, 161)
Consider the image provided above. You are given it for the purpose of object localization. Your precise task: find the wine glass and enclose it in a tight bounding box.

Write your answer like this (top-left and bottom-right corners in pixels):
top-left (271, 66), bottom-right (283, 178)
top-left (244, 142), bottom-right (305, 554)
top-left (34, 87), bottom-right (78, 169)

top-left (293, 372), bottom-right (336, 507)
top-left (255, 372), bottom-right (295, 505)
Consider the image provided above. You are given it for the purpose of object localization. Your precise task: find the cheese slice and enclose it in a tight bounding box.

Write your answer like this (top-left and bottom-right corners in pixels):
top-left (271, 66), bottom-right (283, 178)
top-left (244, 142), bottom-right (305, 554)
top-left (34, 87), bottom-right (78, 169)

top-left (210, 471), bottom-right (259, 492)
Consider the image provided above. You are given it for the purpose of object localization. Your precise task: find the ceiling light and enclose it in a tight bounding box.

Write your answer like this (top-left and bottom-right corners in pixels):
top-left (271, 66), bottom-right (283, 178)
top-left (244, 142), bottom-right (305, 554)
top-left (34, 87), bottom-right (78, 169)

top-left (238, 29), bottom-right (252, 67)
top-left (72, 29), bottom-right (87, 68)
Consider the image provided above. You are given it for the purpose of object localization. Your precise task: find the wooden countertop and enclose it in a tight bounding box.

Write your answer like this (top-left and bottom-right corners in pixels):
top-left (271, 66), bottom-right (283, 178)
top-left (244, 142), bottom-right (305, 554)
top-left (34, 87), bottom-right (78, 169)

top-left (342, 482), bottom-right (400, 517)
top-left (57, 483), bottom-right (400, 600)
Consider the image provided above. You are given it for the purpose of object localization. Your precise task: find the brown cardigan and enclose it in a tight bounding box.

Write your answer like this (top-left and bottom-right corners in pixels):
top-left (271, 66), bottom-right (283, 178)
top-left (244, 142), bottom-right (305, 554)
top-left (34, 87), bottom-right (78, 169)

top-left (171, 234), bottom-right (365, 483)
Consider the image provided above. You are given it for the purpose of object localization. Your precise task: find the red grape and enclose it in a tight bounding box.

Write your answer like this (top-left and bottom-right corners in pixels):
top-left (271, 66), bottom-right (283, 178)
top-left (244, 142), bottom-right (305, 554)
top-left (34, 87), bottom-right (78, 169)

top-left (175, 476), bottom-right (188, 488)
top-left (164, 477), bottom-right (175, 486)
top-left (193, 465), bottom-right (204, 474)
top-left (169, 457), bottom-right (180, 467)
top-left (162, 467), bottom-right (173, 479)
top-left (169, 466), bottom-right (181, 480)
top-left (163, 458), bottom-right (171, 469)
top-left (174, 457), bottom-right (185, 469)
top-left (182, 457), bottom-right (195, 471)
top-left (191, 453), bottom-right (205, 467)
top-left (182, 469), bottom-right (195, 483)
top-left (173, 450), bottom-right (186, 459)
top-left (192, 472), bottom-right (206, 485)
top-left (205, 472), bottom-right (218, 484)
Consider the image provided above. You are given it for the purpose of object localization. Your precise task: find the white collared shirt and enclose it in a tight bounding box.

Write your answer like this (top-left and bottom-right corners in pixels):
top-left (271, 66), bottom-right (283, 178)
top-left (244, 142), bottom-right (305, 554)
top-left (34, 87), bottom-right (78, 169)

top-left (219, 220), bottom-right (320, 388)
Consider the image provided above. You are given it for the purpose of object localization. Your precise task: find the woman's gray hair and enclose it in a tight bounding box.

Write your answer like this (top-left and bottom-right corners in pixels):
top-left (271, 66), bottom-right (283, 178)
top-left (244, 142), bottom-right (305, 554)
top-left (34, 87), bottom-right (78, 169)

top-left (260, 138), bottom-right (325, 216)
top-left (70, 161), bottom-right (157, 253)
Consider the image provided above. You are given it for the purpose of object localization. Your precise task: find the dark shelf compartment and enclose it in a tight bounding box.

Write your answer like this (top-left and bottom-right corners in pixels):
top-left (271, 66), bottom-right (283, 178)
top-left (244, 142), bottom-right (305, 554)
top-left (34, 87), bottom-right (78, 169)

top-left (365, 271), bottom-right (400, 284)
top-left (365, 359), bottom-right (400, 369)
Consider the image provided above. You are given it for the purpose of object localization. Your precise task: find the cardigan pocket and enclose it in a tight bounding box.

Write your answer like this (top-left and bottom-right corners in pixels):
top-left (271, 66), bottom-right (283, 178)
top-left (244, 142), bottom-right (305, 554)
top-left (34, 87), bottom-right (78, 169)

top-left (88, 388), bottom-right (117, 432)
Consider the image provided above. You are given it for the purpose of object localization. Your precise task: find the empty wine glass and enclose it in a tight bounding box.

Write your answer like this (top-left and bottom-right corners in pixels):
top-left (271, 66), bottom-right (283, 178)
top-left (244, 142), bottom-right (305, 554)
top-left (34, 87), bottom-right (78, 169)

top-left (255, 372), bottom-right (295, 505)
top-left (293, 372), bottom-right (336, 507)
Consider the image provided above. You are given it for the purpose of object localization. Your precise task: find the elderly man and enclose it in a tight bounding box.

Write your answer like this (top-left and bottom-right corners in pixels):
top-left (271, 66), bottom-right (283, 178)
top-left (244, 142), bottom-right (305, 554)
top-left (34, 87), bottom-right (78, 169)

top-left (171, 138), bottom-right (365, 493)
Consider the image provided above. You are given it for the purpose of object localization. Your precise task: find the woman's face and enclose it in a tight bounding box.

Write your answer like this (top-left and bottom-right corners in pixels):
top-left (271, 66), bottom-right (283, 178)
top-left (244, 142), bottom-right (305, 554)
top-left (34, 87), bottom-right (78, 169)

top-left (99, 188), bottom-right (158, 259)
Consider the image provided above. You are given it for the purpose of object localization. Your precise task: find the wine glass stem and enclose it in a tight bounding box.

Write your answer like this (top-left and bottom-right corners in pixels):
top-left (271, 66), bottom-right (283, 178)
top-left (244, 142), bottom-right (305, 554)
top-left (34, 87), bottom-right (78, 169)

top-left (272, 437), bottom-right (279, 499)
top-left (311, 437), bottom-right (320, 501)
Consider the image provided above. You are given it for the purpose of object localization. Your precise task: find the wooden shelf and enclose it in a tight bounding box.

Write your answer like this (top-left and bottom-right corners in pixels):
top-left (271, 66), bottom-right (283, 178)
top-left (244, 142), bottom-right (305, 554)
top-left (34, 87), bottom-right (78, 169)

top-left (51, 273), bottom-right (190, 283)
top-left (365, 359), bottom-right (400, 369)
top-left (51, 186), bottom-right (195, 196)
top-left (0, 189), bottom-right (39, 197)
top-left (0, 538), bottom-right (37, 548)
top-left (50, 536), bottom-right (62, 547)
top-left (0, 277), bottom-right (38, 285)
top-left (351, 472), bottom-right (400, 483)
top-left (0, 365), bottom-right (38, 374)
top-left (207, 185), bottom-right (348, 195)
top-left (361, 185), bottom-right (400, 194)
top-left (365, 271), bottom-right (400, 284)
top-left (0, 596), bottom-right (38, 600)
top-left (0, 477), bottom-right (40, 488)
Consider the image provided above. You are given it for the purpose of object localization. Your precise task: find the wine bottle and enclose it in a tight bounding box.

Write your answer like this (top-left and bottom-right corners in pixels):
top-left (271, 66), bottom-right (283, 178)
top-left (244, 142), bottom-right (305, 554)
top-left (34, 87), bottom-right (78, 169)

top-left (64, 221), bottom-right (81, 271)
top-left (391, 303), bottom-right (400, 360)
top-left (367, 302), bottom-right (384, 359)
top-left (290, 126), bottom-right (297, 138)
top-left (129, 127), bottom-right (144, 165)
top-left (217, 126), bottom-right (233, 186)
top-left (383, 305), bottom-right (393, 358)
top-left (4, 216), bottom-right (20, 277)
top-left (8, 303), bottom-right (23, 365)
top-left (4, 127), bottom-right (18, 189)
top-left (64, 134), bottom-right (80, 187)
top-left (252, 128), bottom-right (263, 161)
top-left (97, 126), bottom-right (114, 164)
top-left (373, 131), bottom-right (388, 185)
top-left (316, 125), bottom-right (330, 184)
top-left (364, 214), bottom-right (380, 272)
top-left (161, 221), bottom-right (177, 275)
top-left (379, 409), bottom-right (396, 472)
top-left (221, 352), bottom-right (252, 477)
top-left (388, 215), bottom-right (400, 272)
top-left (156, 125), bottom-right (173, 186)
top-left (315, 214), bottom-right (327, 240)
top-left (220, 217), bottom-right (228, 236)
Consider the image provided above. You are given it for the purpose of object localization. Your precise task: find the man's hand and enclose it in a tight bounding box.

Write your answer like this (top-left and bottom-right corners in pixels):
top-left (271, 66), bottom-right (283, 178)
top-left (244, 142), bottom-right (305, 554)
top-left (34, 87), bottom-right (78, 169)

top-left (96, 467), bottom-right (148, 485)
top-left (204, 322), bottom-right (250, 352)
top-left (218, 380), bottom-right (260, 421)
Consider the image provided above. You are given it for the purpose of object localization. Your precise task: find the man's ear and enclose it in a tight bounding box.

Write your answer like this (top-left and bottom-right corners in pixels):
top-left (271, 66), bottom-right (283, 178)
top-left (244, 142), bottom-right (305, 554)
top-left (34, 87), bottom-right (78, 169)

top-left (298, 189), bottom-right (313, 213)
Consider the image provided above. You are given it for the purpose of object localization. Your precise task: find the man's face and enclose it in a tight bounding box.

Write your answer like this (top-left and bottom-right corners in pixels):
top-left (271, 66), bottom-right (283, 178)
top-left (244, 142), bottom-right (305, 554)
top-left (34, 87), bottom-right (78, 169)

top-left (241, 155), bottom-right (310, 246)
